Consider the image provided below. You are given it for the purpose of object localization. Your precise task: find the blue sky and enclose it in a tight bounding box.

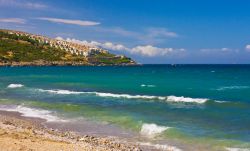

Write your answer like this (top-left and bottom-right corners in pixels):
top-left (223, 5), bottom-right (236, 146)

top-left (0, 0), bottom-right (250, 64)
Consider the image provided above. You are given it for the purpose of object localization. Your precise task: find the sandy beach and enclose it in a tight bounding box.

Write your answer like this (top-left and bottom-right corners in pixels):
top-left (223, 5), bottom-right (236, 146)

top-left (0, 111), bottom-right (142, 151)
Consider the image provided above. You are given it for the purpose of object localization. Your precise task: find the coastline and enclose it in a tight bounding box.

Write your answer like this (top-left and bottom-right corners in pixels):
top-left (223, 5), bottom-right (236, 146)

top-left (0, 110), bottom-right (141, 151)
top-left (0, 104), bottom-right (185, 151)
top-left (0, 61), bottom-right (139, 66)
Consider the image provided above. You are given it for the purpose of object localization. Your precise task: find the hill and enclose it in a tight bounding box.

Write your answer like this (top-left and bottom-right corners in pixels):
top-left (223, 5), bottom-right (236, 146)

top-left (0, 29), bottom-right (136, 66)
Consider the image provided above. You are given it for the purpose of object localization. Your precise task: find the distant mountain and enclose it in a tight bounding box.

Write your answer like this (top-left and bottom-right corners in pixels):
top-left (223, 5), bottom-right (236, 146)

top-left (0, 29), bottom-right (136, 66)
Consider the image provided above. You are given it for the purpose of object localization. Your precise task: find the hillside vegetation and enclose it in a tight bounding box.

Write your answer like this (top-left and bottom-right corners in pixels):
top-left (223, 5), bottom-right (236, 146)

top-left (0, 30), bottom-right (135, 66)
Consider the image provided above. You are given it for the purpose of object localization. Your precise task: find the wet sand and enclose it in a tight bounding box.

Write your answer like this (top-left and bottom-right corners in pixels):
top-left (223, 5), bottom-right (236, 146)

top-left (0, 111), bottom-right (142, 151)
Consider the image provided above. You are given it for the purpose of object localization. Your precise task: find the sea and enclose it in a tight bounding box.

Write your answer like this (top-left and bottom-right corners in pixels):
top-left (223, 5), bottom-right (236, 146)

top-left (0, 65), bottom-right (249, 151)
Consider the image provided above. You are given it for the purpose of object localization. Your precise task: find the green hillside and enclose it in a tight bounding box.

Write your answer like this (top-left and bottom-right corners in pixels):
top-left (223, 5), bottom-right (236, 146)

top-left (0, 30), bottom-right (136, 66)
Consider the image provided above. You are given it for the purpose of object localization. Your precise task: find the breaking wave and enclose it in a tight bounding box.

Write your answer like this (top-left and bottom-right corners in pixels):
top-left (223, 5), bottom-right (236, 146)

top-left (37, 89), bottom-right (212, 104)
top-left (0, 105), bottom-right (66, 122)
top-left (140, 123), bottom-right (170, 138)
top-left (7, 84), bottom-right (24, 88)
top-left (167, 96), bottom-right (208, 104)
top-left (37, 89), bottom-right (84, 95)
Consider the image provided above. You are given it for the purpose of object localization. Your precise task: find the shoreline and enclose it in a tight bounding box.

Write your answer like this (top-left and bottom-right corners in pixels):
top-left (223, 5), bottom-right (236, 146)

top-left (0, 103), bottom-right (185, 151)
top-left (0, 61), bottom-right (139, 67)
top-left (0, 110), bottom-right (142, 151)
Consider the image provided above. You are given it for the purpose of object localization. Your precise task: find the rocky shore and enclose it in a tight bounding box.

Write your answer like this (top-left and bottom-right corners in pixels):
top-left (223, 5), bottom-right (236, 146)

top-left (0, 111), bottom-right (141, 151)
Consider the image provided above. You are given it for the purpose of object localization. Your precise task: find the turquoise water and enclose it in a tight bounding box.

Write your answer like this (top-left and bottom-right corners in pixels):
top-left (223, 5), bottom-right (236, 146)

top-left (0, 65), bottom-right (250, 150)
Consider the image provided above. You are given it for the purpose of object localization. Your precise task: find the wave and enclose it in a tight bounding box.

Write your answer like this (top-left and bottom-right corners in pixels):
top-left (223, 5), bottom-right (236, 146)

top-left (37, 89), bottom-right (167, 100)
top-left (37, 89), bottom-right (84, 95)
top-left (93, 93), bottom-right (208, 104)
top-left (216, 86), bottom-right (249, 91)
top-left (95, 92), bottom-right (166, 100)
top-left (140, 123), bottom-right (170, 138)
top-left (0, 105), bottom-right (66, 122)
top-left (166, 96), bottom-right (208, 104)
top-left (7, 84), bottom-right (24, 88)
top-left (37, 88), bottom-right (211, 104)
top-left (139, 142), bottom-right (182, 151)
top-left (141, 84), bottom-right (156, 88)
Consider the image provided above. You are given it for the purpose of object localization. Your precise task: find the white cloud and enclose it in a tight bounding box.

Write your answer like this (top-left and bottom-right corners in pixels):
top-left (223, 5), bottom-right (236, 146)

top-left (200, 48), bottom-right (234, 52)
top-left (56, 37), bottom-right (185, 57)
top-left (131, 45), bottom-right (173, 56)
top-left (0, 0), bottom-right (47, 9)
top-left (22, 2), bottom-right (47, 9)
top-left (0, 18), bottom-right (26, 24)
top-left (102, 42), bottom-right (129, 51)
top-left (221, 48), bottom-right (231, 52)
top-left (37, 17), bottom-right (100, 26)
top-left (131, 46), bottom-right (185, 57)
top-left (246, 45), bottom-right (250, 52)
top-left (145, 28), bottom-right (178, 38)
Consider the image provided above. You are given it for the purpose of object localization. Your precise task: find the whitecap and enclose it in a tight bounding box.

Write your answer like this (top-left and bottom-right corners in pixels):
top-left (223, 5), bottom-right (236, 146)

top-left (141, 84), bottom-right (156, 88)
top-left (0, 105), bottom-right (66, 122)
top-left (95, 92), bottom-right (165, 100)
top-left (36, 88), bottom-right (211, 104)
top-left (7, 84), bottom-right (24, 88)
top-left (216, 86), bottom-right (249, 91)
top-left (166, 96), bottom-right (208, 104)
top-left (140, 123), bottom-right (170, 138)
top-left (37, 89), bottom-right (166, 100)
top-left (37, 89), bottom-right (84, 95)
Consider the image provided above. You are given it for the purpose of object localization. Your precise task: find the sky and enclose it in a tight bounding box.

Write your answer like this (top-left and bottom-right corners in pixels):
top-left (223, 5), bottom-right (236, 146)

top-left (0, 0), bottom-right (250, 64)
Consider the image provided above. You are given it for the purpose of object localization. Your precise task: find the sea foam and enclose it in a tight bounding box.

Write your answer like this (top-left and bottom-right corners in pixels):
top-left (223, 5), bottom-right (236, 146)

top-left (7, 84), bottom-right (24, 88)
top-left (97, 93), bottom-right (208, 104)
top-left (0, 105), bottom-right (66, 122)
top-left (37, 88), bottom-right (211, 104)
top-left (140, 123), bottom-right (170, 138)
top-left (37, 89), bottom-right (166, 100)
top-left (166, 96), bottom-right (208, 104)
top-left (95, 92), bottom-right (165, 100)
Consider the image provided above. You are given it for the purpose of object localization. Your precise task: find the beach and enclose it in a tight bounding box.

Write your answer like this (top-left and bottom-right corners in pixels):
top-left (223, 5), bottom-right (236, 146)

top-left (0, 111), bottom-right (142, 151)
